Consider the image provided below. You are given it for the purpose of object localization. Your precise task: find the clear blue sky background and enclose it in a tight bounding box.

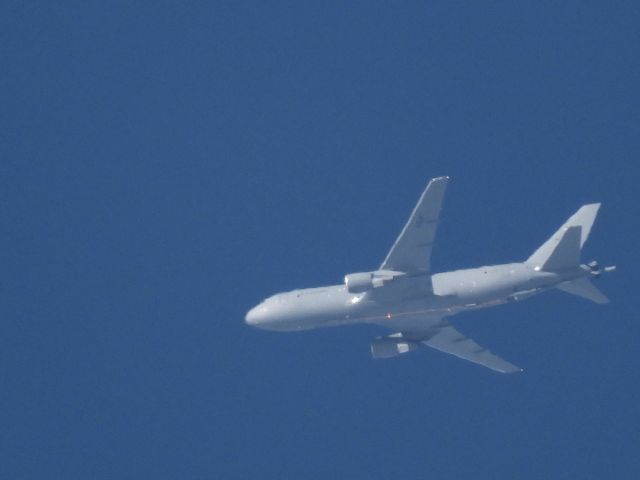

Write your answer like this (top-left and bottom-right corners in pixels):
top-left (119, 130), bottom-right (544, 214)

top-left (1, 1), bottom-right (639, 478)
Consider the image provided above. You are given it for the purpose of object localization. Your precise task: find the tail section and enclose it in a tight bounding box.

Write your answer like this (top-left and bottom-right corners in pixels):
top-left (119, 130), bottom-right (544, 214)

top-left (537, 225), bottom-right (582, 271)
top-left (526, 203), bottom-right (615, 303)
top-left (556, 278), bottom-right (610, 304)
top-left (526, 203), bottom-right (601, 271)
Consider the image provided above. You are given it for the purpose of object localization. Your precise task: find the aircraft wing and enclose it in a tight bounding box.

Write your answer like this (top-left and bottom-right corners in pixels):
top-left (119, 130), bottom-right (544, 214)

top-left (380, 176), bottom-right (449, 273)
top-left (404, 320), bottom-right (523, 374)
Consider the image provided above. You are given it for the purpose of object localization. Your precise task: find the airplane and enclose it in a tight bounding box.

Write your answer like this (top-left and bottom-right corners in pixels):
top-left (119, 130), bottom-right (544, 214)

top-left (245, 177), bottom-right (615, 373)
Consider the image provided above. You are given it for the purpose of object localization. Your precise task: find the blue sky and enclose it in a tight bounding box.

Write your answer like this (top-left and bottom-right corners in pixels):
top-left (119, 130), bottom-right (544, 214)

top-left (1, 1), bottom-right (639, 478)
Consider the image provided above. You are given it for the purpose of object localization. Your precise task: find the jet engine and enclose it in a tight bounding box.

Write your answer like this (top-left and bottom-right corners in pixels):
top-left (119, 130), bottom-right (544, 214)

top-left (344, 270), bottom-right (405, 294)
top-left (371, 333), bottom-right (419, 358)
top-left (344, 272), bottom-right (374, 293)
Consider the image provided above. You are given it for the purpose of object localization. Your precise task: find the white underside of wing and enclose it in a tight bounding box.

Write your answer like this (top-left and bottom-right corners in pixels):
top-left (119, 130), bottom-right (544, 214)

top-left (413, 321), bottom-right (523, 374)
top-left (380, 176), bottom-right (449, 274)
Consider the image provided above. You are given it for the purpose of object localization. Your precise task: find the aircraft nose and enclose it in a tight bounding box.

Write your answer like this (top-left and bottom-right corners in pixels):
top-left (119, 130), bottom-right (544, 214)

top-left (245, 304), bottom-right (265, 327)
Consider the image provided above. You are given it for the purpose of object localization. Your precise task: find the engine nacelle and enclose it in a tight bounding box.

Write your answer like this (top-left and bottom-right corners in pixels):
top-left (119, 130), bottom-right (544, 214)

top-left (371, 334), bottom-right (419, 359)
top-left (344, 270), bottom-right (406, 294)
top-left (344, 272), bottom-right (375, 293)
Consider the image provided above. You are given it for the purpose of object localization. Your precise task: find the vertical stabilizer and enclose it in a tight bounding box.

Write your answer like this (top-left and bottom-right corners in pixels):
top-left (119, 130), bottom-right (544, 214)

top-left (526, 203), bottom-right (601, 270)
top-left (538, 225), bottom-right (581, 271)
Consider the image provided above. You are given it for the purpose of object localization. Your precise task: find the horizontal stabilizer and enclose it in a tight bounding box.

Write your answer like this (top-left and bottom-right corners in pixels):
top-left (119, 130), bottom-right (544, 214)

top-left (556, 278), bottom-right (610, 304)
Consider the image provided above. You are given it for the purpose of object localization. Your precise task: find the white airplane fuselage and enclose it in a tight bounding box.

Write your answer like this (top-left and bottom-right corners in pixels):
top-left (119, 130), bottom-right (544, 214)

top-left (245, 262), bottom-right (589, 332)
top-left (245, 176), bottom-right (612, 373)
